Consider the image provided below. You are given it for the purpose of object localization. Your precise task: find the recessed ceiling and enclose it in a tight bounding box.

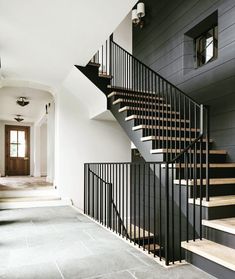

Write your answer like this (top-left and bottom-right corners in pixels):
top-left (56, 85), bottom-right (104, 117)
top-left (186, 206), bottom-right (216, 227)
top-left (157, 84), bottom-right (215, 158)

top-left (0, 87), bottom-right (53, 123)
top-left (0, 0), bottom-right (137, 88)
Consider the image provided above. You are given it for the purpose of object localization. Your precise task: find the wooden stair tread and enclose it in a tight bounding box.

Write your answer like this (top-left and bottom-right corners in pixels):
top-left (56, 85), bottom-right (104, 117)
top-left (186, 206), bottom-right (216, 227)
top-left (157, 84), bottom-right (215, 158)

top-left (133, 125), bottom-right (200, 132)
top-left (125, 115), bottom-right (190, 123)
top-left (88, 62), bottom-right (100, 67)
top-left (119, 106), bottom-right (179, 114)
top-left (99, 73), bottom-right (112, 79)
top-left (108, 91), bottom-right (163, 101)
top-left (143, 243), bottom-right (160, 251)
top-left (189, 195), bottom-right (235, 207)
top-left (150, 148), bottom-right (227, 155)
top-left (181, 239), bottom-right (235, 271)
top-left (202, 218), bottom-right (235, 235)
top-left (142, 136), bottom-right (211, 142)
top-left (112, 98), bottom-right (163, 105)
top-left (175, 163), bottom-right (235, 168)
top-left (107, 85), bottom-right (157, 95)
top-left (128, 224), bottom-right (153, 238)
top-left (174, 178), bottom-right (235, 186)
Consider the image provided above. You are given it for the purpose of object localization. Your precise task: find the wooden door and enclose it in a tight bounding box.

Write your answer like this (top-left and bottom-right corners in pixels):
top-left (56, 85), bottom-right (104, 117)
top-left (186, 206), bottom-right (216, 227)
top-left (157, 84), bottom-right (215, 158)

top-left (5, 125), bottom-right (30, 176)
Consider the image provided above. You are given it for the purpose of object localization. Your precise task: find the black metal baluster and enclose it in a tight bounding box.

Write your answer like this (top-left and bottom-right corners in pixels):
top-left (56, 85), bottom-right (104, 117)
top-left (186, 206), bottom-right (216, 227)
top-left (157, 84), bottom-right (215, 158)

top-left (122, 163), bottom-right (124, 237)
top-left (148, 163), bottom-right (150, 254)
top-left (159, 164), bottom-right (162, 261)
top-left (134, 163), bottom-right (136, 244)
top-left (153, 164), bottom-right (156, 257)
top-left (179, 159), bottom-right (182, 262)
top-left (165, 163), bottom-right (169, 266)
top-left (143, 164), bottom-right (145, 251)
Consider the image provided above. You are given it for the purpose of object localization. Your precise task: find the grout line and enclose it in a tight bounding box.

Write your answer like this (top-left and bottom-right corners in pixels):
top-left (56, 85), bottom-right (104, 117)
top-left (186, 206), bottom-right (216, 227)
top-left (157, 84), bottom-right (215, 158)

top-left (55, 260), bottom-right (65, 279)
top-left (83, 230), bottom-right (96, 241)
top-left (127, 270), bottom-right (138, 279)
top-left (80, 241), bottom-right (93, 255)
top-left (70, 205), bottom-right (187, 269)
top-left (126, 250), bottom-right (150, 267)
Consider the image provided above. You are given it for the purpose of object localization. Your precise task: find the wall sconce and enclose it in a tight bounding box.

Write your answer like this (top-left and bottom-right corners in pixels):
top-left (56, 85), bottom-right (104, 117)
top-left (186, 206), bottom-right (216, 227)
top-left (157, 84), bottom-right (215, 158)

top-left (132, 2), bottom-right (145, 29)
top-left (45, 103), bottom-right (51, 114)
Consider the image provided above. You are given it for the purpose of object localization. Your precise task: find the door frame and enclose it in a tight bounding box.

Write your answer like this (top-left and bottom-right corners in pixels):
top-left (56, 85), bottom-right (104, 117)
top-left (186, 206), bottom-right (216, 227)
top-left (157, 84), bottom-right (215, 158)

top-left (5, 125), bottom-right (30, 176)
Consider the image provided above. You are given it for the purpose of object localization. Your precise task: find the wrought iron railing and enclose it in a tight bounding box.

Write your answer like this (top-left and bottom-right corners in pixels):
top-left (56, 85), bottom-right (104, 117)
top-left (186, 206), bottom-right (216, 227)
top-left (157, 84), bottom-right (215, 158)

top-left (84, 158), bottom-right (206, 265)
top-left (84, 35), bottom-right (210, 265)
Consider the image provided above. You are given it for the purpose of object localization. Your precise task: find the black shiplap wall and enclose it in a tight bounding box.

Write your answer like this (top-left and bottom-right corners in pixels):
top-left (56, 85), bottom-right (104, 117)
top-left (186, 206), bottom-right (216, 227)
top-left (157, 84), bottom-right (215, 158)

top-left (133, 0), bottom-right (235, 161)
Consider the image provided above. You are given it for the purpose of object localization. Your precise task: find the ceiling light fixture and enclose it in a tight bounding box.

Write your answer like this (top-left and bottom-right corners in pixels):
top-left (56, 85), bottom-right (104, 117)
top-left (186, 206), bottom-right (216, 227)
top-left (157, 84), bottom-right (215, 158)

top-left (16, 97), bottom-right (30, 107)
top-left (14, 115), bottom-right (24, 122)
top-left (132, 2), bottom-right (145, 29)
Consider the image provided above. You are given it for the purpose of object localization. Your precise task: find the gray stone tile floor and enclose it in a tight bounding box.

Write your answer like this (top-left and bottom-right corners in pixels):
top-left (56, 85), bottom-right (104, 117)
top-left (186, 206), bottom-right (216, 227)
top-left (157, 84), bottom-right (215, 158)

top-left (0, 206), bottom-right (215, 279)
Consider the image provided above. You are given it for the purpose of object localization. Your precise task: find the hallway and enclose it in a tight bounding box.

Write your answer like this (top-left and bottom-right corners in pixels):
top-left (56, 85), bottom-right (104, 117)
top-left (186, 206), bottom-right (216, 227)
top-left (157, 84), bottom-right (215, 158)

top-left (0, 206), bottom-right (214, 279)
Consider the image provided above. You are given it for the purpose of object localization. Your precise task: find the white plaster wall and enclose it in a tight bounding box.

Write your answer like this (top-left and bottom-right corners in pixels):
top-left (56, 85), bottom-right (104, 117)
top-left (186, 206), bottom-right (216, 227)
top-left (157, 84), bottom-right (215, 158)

top-left (56, 86), bottom-right (131, 209)
top-left (114, 12), bottom-right (132, 53)
top-left (54, 12), bottom-right (133, 209)
top-left (47, 102), bottom-right (55, 183)
top-left (0, 121), bottom-right (4, 176)
top-left (40, 123), bottom-right (47, 176)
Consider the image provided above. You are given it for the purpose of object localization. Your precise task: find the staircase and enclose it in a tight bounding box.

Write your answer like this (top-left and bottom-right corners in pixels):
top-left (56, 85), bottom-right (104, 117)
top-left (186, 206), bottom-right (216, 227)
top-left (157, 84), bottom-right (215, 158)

top-left (79, 36), bottom-right (235, 278)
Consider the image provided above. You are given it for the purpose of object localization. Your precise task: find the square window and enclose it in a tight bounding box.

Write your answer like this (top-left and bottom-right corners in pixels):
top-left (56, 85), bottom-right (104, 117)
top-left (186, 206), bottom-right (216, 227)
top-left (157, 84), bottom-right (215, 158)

top-left (183, 11), bottom-right (218, 73)
top-left (195, 25), bottom-right (218, 68)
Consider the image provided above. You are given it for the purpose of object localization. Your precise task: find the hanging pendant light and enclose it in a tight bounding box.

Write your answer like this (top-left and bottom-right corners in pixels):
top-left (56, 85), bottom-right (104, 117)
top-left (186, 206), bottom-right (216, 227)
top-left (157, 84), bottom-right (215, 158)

top-left (14, 115), bottom-right (24, 122)
top-left (16, 97), bottom-right (29, 107)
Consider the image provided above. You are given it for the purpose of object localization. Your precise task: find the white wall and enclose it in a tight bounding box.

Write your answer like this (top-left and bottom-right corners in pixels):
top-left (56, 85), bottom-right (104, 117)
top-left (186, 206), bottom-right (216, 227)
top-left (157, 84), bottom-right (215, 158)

top-left (54, 12), bottom-right (133, 209)
top-left (113, 12), bottom-right (132, 53)
top-left (55, 85), bottom-right (131, 209)
top-left (0, 121), bottom-right (4, 176)
top-left (47, 102), bottom-right (55, 183)
top-left (40, 123), bottom-right (47, 176)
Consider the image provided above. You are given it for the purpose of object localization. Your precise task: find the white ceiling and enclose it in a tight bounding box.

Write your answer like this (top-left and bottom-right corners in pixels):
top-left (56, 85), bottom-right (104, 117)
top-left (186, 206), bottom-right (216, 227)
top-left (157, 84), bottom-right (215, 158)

top-left (0, 0), bottom-right (137, 88)
top-left (0, 86), bottom-right (53, 123)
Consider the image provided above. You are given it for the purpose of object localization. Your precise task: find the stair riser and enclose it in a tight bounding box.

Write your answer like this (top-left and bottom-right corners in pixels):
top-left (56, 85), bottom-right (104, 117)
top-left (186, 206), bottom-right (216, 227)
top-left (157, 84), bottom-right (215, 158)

top-left (187, 185), bottom-right (235, 198)
top-left (204, 205), bottom-right (235, 220)
top-left (184, 250), bottom-right (235, 279)
top-left (203, 226), bottom-right (235, 249)
top-left (177, 168), bottom-right (235, 179)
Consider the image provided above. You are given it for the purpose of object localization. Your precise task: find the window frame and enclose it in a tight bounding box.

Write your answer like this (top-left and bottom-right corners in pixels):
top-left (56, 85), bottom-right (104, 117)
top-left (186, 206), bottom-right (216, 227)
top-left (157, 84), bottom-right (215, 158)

top-left (194, 24), bottom-right (218, 68)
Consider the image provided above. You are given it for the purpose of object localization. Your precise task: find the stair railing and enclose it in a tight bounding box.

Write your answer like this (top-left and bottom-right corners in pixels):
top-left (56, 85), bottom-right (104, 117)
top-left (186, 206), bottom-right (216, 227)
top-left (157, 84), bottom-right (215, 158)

top-left (85, 165), bottom-right (129, 235)
top-left (84, 35), bottom-right (211, 265)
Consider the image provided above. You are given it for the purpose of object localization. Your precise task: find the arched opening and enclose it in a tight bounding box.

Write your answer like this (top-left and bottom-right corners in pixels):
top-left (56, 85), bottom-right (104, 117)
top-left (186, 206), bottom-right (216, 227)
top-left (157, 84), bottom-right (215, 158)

top-left (0, 84), bottom-right (57, 204)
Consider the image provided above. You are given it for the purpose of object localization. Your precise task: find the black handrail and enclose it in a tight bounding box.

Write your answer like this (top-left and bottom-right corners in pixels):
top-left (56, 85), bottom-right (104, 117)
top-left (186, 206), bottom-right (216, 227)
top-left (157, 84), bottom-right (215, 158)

top-left (87, 167), bottom-right (129, 235)
top-left (111, 40), bottom-right (200, 107)
top-left (84, 34), bottom-right (211, 266)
